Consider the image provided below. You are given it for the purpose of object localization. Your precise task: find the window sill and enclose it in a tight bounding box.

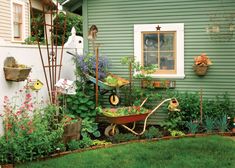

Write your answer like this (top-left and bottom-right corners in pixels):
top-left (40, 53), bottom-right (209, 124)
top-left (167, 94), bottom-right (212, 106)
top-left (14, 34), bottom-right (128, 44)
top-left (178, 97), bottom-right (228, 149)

top-left (134, 72), bottom-right (185, 79)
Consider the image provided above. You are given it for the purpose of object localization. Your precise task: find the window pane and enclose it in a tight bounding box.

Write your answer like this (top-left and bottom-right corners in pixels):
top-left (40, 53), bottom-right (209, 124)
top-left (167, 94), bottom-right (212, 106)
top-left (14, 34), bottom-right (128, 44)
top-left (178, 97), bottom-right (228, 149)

top-left (14, 24), bottom-right (20, 37)
top-left (144, 51), bottom-right (158, 66)
top-left (143, 34), bottom-right (158, 66)
top-left (160, 33), bottom-right (174, 51)
top-left (13, 3), bottom-right (22, 40)
top-left (142, 32), bottom-right (176, 72)
top-left (160, 52), bottom-right (175, 70)
top-left (144, 34), bottom-right (157, 49)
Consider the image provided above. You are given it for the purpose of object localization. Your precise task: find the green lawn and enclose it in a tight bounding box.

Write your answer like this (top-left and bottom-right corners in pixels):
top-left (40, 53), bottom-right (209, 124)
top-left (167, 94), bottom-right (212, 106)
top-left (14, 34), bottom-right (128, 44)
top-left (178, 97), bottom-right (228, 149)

top-left (17, 136), bottom-right (235, 168)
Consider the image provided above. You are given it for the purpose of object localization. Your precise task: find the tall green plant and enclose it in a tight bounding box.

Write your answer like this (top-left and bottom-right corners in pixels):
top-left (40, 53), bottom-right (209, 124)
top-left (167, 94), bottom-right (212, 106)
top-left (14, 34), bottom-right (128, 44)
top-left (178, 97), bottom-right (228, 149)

top-left (216, 115), bottom-right (228, 132)
top-left (185, 120), bottom-right (199, 134)
top-left (54, 12), bottom-right (82, 46)
top-left (60, 81), bottom-right (101, 138)
top-left (204, 116), bottom-right (215, 133)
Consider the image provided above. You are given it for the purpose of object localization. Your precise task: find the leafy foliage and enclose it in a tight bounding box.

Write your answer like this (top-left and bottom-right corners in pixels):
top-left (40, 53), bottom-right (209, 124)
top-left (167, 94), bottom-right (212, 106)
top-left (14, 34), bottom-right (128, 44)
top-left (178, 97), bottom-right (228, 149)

top-left (141, 126), bottom-right (162, 139)
top-left (60, 81), bottom-right (101, 139)
top-left (204, 116), bottom-right (215, 133)
top-left (109, 133), bottom-right (138, 143)
top-left (169, 130), bottom-right (185, 137)
top-left (161, 91), bottom-right (234, 132)
top-left (216, 115), bottom-right (228, 132)
top-left (0, 88), bottom-right (65, 164)
top-left (185, 121), bottom-right (199, 134)
top-left (54, 12), bottom-right (82, 46)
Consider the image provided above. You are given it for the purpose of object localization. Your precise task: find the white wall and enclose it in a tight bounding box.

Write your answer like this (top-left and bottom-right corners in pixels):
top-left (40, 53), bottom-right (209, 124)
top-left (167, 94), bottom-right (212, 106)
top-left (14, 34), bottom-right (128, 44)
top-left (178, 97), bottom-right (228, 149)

top-left (0, 44), bottom-right (78, 135)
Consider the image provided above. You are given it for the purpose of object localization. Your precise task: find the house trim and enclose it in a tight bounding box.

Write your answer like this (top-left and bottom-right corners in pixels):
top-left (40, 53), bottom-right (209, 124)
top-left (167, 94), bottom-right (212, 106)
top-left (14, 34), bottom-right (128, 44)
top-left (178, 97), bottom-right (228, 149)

top-left (134, 23), bottom-right (185, 79)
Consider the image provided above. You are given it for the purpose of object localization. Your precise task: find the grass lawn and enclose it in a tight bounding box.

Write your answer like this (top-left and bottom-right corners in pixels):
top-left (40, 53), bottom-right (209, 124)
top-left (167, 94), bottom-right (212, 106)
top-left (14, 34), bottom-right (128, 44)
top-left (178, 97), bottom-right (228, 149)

top-left (16, 136), bottom-right (235, 168)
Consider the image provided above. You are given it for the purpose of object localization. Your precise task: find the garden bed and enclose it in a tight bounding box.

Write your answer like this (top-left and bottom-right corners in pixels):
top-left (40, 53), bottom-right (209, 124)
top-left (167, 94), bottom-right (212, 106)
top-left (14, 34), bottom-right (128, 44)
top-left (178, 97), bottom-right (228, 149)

top-left (15, 135), bottom-right (235, 168)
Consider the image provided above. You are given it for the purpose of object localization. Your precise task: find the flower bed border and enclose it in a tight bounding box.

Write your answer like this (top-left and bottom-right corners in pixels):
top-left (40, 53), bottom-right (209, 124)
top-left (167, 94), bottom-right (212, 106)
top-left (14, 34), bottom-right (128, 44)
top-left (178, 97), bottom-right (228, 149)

top-left (33, 132), bottom-right (235, 162)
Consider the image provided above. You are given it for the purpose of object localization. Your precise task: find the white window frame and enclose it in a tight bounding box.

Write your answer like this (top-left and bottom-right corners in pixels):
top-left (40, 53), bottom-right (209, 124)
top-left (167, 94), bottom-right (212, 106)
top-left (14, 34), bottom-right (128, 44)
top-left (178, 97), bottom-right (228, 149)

top-left (134, 23), bottom-right (185, 79)
top-left (11, 0), bottom-right (25, 42)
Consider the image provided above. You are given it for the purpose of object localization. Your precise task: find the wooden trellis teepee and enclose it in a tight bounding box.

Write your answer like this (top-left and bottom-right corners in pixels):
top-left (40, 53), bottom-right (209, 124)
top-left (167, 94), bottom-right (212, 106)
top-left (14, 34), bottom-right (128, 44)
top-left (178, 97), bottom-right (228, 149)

top-left (29, 0), bottom-right (67, 103)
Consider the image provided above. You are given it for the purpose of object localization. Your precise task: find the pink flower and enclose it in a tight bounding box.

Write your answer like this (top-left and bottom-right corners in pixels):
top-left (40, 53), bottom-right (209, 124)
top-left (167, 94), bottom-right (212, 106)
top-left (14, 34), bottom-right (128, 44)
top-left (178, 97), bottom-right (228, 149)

top-left (16, 110), bottom-right (22, 116)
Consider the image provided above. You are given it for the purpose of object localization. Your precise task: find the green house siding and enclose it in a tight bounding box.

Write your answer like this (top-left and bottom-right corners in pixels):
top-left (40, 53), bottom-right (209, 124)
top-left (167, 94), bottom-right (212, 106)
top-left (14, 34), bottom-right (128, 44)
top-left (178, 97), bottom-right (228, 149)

top-left (83, 0), bottom-right (235, 124)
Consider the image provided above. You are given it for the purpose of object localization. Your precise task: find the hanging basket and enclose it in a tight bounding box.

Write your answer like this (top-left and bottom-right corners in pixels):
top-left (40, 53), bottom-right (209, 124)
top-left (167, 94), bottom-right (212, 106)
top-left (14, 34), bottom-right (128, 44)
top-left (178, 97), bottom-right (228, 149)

top-left (193, 64), bottom-right (208, 76)
top-left (3, 67), bottom-right (31, 82)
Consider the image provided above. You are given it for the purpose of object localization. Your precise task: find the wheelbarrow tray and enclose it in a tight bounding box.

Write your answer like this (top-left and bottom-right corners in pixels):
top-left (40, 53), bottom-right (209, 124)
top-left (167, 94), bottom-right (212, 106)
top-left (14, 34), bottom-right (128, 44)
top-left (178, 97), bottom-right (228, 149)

top-left (105, 112), bottom-right (150, 124)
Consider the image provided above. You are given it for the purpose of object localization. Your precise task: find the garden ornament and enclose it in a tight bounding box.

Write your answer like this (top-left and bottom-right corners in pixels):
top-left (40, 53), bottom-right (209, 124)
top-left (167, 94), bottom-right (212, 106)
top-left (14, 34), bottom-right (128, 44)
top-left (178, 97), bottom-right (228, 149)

top-left (29, 79), bottom-right (43, 91)
top-left (88, 25), bottom-right (98, 40)
top-left (168, 98), bottom-right (180, 112)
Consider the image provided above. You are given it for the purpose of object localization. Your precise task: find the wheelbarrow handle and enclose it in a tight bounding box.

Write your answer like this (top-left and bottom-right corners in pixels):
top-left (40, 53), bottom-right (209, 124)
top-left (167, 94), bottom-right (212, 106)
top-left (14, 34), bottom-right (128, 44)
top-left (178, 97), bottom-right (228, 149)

top-left (140, 97), bottom-right (148, 108)
top-left (121, 98), bottom-right (173, 136)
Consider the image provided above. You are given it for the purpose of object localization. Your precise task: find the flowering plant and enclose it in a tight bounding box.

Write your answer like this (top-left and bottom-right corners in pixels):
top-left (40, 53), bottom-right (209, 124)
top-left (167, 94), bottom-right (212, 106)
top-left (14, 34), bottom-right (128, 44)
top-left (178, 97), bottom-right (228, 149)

top-left (194, 53), bottom-right (212, 66)
top-left (0, 84), bottom-right (64, 164)
top-left (74, 53), bottom-right (109, 80)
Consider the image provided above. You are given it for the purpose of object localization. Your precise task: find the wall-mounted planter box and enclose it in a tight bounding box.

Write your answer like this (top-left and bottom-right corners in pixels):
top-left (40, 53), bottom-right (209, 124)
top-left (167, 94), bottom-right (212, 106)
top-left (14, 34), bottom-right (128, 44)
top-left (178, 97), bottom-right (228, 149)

top-left (3, 67), bottom-right (31, 82)
top-left (141, 80), bottom-right (176, 88)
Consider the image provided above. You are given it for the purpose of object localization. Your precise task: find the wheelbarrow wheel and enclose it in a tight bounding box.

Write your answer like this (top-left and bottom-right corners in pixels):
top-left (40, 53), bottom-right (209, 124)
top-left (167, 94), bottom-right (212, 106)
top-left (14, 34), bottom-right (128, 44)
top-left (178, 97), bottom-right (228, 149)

top-left (104, 125), bottom-right (119, 137)
top-left (109, 94), bottom-right (120, 106)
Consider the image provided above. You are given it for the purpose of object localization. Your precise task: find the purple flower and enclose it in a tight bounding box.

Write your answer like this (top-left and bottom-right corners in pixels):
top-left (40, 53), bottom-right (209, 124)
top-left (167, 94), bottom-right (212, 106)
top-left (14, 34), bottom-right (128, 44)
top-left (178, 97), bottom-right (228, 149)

top-left (75, 54), bottom-right (109, 80)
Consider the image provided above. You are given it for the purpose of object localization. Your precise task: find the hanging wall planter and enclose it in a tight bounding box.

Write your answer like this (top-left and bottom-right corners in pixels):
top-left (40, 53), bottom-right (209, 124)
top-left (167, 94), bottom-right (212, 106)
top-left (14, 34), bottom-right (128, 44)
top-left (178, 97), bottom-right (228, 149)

top-left (3, 57), bottom-right (31, 82)
top-left (193, 64), bottom-right (208, 76)
top-left (193, 53), bottom-right (212, 76)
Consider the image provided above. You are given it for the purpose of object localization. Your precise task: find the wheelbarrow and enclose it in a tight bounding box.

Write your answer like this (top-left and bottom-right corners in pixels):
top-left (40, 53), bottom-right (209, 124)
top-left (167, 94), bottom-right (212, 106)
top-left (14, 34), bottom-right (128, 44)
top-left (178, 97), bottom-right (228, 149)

top-left (85, 73), bottom-right (129, 106)
top-left (102, 98), bottom-right (179, 136)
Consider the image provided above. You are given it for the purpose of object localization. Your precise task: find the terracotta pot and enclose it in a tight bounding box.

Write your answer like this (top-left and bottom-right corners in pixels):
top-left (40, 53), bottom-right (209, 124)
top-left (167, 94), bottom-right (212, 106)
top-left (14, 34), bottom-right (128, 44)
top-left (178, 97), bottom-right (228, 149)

top-left (1, 164), bottom-right (14, 168)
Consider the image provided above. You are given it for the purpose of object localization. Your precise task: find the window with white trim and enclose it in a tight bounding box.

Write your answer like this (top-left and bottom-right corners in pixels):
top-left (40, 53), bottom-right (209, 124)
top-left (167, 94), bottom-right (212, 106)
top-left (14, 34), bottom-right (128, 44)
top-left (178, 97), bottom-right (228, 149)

top-left (134, 23), bottom-right (185, 79)
top-left (12, 1), bottom-right (24, 42)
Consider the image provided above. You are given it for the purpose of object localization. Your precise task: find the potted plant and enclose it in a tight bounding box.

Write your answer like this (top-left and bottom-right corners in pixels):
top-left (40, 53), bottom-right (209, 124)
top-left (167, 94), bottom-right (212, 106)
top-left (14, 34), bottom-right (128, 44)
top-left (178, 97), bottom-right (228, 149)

top-left (193, 53), bottom-right (212, 76)
top-left (62, 114), bottom-right (82, 144)
top-left (3, 57), bottom-right (31, 81)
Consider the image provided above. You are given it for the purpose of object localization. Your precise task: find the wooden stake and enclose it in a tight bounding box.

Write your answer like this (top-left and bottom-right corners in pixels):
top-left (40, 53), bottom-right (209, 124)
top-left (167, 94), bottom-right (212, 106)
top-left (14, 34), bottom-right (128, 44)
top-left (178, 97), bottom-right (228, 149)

top-left (129, 60), bottom-right (132, 105)
top-left (200, 88), bottom-right (203, 124)
top-left (95, 47), bottom-right (99, 107)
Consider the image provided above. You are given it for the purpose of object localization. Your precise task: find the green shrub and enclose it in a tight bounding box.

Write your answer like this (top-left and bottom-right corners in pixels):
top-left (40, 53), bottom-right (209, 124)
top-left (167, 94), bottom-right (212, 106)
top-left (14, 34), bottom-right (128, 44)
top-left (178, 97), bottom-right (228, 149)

top-left (67, 140), bottom-right (81, 151)
top-left (204, 116), bottom-right (215, 133)
top-left (163, 91), bottom-right (235, 132)
top-left (141, 126), bottom-right (162, 139)
top-left (54, 12), bottom-right (82, 46)
top-left (110, 133), bottom-right (138, 143)
top-left (185, 120), bottom-right (199, 134)
top-left (203, 93), bottom-right (235, 119)
top-left (216, 115), bottom-right (228, 132)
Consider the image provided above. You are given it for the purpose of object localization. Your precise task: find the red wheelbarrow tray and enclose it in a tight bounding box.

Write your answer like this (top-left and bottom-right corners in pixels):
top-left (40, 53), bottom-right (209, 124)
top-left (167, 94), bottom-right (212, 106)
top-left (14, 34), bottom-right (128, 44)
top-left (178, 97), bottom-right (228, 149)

top-left (103, 108), bottom-right (151, 125)
top-left (104, 113), bottom-right (150, 124)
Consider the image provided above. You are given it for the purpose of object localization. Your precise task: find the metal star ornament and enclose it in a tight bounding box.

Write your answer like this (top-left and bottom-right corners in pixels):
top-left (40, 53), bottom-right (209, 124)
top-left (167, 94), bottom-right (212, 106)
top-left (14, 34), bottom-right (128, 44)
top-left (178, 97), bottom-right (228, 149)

top-left (156, 25), bottom-right (161, 31)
